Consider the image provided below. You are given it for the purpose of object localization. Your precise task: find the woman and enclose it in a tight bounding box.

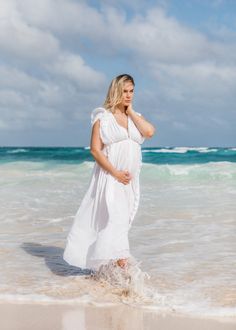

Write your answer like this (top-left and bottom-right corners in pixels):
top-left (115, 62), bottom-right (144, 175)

top-left (63, 74), bottom-right (155, 272)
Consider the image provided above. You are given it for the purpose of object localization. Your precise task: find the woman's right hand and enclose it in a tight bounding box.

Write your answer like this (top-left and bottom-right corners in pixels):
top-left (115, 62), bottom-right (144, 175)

top-left (113, 170), bottom-right (132, 185)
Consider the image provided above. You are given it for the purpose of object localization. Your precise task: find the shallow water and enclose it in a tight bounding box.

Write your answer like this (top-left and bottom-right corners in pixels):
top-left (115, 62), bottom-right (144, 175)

top-left (0, 147), bottom-right (235, 321)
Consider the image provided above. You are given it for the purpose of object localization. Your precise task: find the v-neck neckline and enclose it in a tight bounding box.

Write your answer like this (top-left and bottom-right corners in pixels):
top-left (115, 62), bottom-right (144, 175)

top-left (109, 112), bottom-right (129, 134)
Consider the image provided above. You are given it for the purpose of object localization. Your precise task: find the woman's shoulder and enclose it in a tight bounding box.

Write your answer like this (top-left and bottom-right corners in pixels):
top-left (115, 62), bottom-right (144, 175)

top-left (91, 107), bottom-right (110, 126)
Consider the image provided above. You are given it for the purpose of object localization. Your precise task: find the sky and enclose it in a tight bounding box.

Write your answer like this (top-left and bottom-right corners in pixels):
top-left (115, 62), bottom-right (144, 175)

top-left (0, 0), bottom-right (236, 147)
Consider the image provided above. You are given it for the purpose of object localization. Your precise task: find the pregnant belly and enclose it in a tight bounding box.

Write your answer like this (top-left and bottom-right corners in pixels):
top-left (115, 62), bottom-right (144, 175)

top-left (107, 140), bottom-right (141, 176)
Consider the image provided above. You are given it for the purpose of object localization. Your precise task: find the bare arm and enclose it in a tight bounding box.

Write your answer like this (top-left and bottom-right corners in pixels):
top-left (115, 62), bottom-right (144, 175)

top-left (90, 119), bottom-right (132, 184)
top-left (127, 106), bottom-right (156, 138)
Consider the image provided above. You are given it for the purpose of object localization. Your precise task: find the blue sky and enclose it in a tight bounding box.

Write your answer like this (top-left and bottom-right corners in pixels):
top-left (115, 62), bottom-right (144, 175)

top-left (0, 0), bottom-right (235, 147)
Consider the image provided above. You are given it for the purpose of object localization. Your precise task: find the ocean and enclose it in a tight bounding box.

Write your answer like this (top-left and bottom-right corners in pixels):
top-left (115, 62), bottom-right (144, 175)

top-left (0, 146), bottom-right (235, 321)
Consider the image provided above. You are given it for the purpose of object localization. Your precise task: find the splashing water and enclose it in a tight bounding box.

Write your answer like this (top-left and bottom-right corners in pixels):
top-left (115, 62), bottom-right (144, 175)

top-left (89, 256), bottom-right (151, 299)
top-left (88, 257), bottom-right (176, 312)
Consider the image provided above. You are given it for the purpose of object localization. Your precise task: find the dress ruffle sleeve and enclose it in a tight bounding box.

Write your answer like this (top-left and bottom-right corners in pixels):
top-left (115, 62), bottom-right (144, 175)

top-left (91, 107), bottom-right (106, 126)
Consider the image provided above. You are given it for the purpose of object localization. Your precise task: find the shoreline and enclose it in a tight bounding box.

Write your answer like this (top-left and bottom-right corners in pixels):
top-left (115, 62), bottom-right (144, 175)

top-left (1, 302), bottom-right (235, 330)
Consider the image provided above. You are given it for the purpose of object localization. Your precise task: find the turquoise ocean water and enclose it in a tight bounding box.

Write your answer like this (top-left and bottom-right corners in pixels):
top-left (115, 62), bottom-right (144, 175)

top-left (0, 146), bottom-right (235, 321)
top-left (1, 146), bottom-right (236, 164)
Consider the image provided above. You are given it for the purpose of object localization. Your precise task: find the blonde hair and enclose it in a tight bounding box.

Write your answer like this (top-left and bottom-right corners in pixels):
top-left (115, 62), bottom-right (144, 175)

top-left (103, 74), bottom-right (135, 113)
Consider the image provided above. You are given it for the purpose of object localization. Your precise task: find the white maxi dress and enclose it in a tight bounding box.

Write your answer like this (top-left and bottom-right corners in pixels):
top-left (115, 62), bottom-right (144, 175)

top-left (63, 107), bottom-right (145, 271)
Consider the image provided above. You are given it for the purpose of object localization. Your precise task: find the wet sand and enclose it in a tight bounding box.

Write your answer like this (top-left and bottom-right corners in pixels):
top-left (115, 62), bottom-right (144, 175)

top-left (1, 302), bottom-right (235, 330)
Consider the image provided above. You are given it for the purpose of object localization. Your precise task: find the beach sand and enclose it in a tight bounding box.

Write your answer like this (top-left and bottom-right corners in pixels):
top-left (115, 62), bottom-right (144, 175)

top-left (1, 302), bottom-right (235, 330)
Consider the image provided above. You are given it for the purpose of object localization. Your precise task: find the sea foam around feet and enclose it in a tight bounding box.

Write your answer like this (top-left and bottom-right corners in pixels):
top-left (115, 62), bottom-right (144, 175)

top-left (90, 256), bottom-right (150, 297)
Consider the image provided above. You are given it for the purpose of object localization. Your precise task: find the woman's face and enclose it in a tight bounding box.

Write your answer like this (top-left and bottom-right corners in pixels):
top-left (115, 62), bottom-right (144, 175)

top-left (120, 81), bottom-right (134, 107)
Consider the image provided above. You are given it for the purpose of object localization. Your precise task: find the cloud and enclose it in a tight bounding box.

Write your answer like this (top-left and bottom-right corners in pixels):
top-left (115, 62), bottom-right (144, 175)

top-left (0, 0), bottom-right (235, 146)
top-left (16, 0), bottom-right (105, 36)
top-left (0, 0), bottom-right (59, 61)
top-left (16, 1), bottom-right (236, 65)
top-left (0, 66), bottom-right (39, 91)
top-left (47, 52), bottom-right (106, 90)
top-left (7, 0), bottom-right (236, 66)
top-left (0, 0), bottom-right (107, 132)
top-left (0, 64), bottom-right (105, 131)
top-left (149, 61), bottom-right (236, 105)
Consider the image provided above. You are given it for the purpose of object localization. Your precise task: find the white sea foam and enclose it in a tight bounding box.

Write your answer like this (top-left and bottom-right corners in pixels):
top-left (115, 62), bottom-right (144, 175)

top-left (90, 256), bottom-right (151, 298)
top-left (7, 148), bottom-right (28, 153)
top-left (142, 147), bottom-right (218, 153)
top-left (141, 161), bottom-right (236, 180)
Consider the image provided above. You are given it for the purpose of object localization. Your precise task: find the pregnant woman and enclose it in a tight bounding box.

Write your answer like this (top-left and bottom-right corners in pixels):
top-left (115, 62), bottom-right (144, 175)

top-left (63, 74), bottom-right (155, 273)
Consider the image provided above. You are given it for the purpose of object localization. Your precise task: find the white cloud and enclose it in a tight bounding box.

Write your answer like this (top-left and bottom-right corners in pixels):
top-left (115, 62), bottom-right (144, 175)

top-left (0, 0), bottom-right (59, 61)
top-left (0, 66), bottom-right (40, 91)
top-left (0, 62), bottom-right (105, 131)
top-left (0, 0), bottom-right (107, 132)
top-left (0, 0), bottom-right (235, 145)
top-left (0, 89), bottom-right (25, 107)
top-left (16, 0), bottom-right (105, 36)
top-left (5, 0), bottom-right (236, 67)
top-left (15, 2), bottom-right (236, 65)
top-left (47, 52), bottom-right (106, 90)
top-left (149, 61), bottom-right (236, 105)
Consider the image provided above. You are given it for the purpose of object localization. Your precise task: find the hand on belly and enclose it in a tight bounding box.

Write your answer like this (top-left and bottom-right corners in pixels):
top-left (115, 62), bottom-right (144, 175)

top-left (125, 170), bottom-right (132, 180)
top-left (113, 169), bottom-right (133, 185)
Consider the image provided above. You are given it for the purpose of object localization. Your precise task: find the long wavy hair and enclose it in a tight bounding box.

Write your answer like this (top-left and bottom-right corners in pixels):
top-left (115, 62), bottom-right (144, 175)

top-left (103, 74), bottom-right (135, 113)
